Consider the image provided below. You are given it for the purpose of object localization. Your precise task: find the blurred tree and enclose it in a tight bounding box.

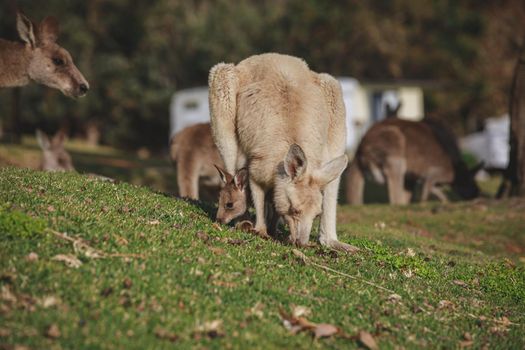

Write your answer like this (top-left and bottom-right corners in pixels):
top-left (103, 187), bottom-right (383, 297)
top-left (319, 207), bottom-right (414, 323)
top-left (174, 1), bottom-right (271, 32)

top-left (0, 0), bottom-right (523, 150)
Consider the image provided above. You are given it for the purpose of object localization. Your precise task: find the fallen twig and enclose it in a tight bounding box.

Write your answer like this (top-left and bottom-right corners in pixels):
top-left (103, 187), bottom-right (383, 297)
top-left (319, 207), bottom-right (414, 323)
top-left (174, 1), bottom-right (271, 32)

top-left (292, 249), bottom-right (396, 294)
top-left (45, 228), bottom-right (146, 260)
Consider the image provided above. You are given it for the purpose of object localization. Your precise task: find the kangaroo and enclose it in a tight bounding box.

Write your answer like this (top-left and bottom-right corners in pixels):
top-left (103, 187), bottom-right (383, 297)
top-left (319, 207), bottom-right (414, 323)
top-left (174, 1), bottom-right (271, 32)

top-left (36, 129), bottom-right (74, 171)
top-left (209, 53), bottom-right (356, 252)
top-left (346, 117), bottom-right (481, 205)
top-left (169, 123), bottom-right (225, 199)
top-left (214, 166), bottom-right (249, 224)
top-left (0, 11), bottom-right (89, 97)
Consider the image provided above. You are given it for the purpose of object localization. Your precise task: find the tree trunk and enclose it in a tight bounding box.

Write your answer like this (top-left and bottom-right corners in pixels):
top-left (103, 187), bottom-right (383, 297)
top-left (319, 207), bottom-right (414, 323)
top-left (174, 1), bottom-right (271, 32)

top-left (499, 44), bottom-right (525, 197)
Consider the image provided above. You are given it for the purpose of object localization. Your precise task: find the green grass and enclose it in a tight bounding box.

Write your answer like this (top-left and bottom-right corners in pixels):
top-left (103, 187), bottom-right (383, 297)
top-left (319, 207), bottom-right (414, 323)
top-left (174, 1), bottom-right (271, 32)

top-left (1, 166), bottom-right (524, 349)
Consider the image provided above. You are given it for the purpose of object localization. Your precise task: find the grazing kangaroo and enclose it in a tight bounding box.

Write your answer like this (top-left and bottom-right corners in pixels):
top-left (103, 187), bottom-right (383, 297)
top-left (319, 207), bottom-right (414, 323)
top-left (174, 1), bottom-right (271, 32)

top-left (346, 118), bottom-right (481, 204)
top-left (209, 53), bottom-right (356, 252)
top-left (36, 129), bottom-right (74, 171)
top-left (0, 12), bottom-right (89, 97)
top-left (169, 123), bottom-right (225, 199)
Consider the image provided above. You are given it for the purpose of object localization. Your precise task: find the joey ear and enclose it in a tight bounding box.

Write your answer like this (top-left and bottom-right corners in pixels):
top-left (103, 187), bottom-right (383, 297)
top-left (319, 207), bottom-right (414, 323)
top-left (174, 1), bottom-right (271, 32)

top-left (36, 129), bottom-right (51, 150)
top-left (284, 144), bottom-right (307, 180)
top-left (16, 12), bottom-right (36, 48)
top-left (233, 168), bottom-right (248, 191)
top-left (214, 164), bottom-right (233, 184)
top-left (38, 16), bottom-right (59, 44)
top-left (315, 154), bottom-right (348, 187)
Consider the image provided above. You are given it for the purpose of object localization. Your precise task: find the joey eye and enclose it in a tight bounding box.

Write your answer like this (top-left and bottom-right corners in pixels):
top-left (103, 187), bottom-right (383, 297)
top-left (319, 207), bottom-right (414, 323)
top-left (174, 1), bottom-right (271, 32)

top-left (52, 57), bottom-right (65, 66)
top-left (225, 202), bottom-right (234, 210)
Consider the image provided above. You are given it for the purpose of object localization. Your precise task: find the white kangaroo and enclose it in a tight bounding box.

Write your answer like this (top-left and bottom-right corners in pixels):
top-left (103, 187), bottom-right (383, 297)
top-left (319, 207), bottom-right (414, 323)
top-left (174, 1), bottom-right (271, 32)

top-left (209, 53), bottom-right (357, 252)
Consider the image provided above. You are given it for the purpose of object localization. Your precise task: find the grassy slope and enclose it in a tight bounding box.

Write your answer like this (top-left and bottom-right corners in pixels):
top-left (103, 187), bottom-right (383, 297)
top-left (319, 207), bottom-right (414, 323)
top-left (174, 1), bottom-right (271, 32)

top-left (0, 167), bottom-right (524, 349)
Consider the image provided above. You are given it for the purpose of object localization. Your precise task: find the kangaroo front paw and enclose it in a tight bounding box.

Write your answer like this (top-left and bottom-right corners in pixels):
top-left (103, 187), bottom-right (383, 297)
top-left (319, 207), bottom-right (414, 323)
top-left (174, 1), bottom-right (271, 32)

top-left (255, 227), bottom-right (271, 240)
top-left (322, 240), bottom-right (359, 253)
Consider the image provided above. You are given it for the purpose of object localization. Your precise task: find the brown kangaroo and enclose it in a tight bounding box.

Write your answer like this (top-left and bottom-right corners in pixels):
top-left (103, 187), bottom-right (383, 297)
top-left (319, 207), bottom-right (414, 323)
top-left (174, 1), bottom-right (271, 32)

top-left (169, 123), bottom-right (225, 199)
top-left (346, 118), bottom-right (481, 204)
top-left (214, 166), bottom-right (249, 224)
top-left (36, 129), bottom-right (74, 172)
top-left (0, 11), bottom-right (89, 97)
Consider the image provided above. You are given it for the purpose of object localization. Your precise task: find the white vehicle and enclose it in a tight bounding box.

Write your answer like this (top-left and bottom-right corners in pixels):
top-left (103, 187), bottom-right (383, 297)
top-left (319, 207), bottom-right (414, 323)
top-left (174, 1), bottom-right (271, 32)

top-left (461, 114), bottom-right (509, 170)
top-left (169, 78), bottom-right (425, 154)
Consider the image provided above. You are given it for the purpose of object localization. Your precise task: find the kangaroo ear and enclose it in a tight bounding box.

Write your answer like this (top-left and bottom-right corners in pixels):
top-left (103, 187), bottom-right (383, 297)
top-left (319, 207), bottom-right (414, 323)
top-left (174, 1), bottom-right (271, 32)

top-left (214, 164), bottom-right (232, 184)
top-left (52, 129), bottom-right (67, 147)
top-left (38, 16), bottom-right (59, 44)
top-left (36, 129), bottom-right (51, 150)
top-left (16, 12), bottom-right (36, 48)
top-left (234, 168), bottom-right (248, 191)
top-left (284, 144), bottom-right (307, 180)
top-left (394, 101), bottom-right (402, 114)
top-left (315, 154), bottom-right (348, 187)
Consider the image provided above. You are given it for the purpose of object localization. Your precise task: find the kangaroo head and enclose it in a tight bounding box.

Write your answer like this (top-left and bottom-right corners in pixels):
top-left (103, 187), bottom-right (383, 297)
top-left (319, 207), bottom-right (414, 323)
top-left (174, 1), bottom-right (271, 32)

top-left (36, 129), bottom-right (75, 172)
top-left (17, 12), bottom-right (89, 98)
top-left (274, 144), bottom-right (348, 245)
top-left (452, 161), bottom-right (482, 200)
top-left (215, 165), bottom-right (248, 224)
top-left (385, 101), bottom-right (402, 118)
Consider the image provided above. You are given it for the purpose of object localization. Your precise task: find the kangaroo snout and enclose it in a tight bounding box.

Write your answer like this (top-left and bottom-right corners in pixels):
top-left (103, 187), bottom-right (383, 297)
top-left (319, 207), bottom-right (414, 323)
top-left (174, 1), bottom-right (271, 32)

top-left (78, 82), bottom-right (89, 96)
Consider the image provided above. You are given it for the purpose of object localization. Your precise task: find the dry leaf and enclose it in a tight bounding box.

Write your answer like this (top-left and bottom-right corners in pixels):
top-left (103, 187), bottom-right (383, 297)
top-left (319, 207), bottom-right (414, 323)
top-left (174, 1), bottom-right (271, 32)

top-left (374, 221), bottom-right (386, 230)
top-left (212, 223), bottom-right (223, 231)
top-left (438, 300), bottom-right (455, 310)
top-left (47, 205), bottom-right (55, 212)
top-left (402, 268), bottom-right (414, 278)
top-left (292, 305), bottom-right (311, 318)
top-left (247, 302), bottom-right (265, 319)
top-left (227, 238), bottom-right (246, 245)
top-left (315, 323), bottom-right (339, 339)
top-left (196, 231), bottom-right (209, 242)
top-left (148, 219), bottom-right (160, 225)
top-left (40, 295), bottom-right (61, 308)
top-left (52, 254), bottom-right (82, 268)
top-left (26, 252), bottom-right (39, 262)
top-left (0, 327), bottom-right (11, 337)
top-left (123, 278), bottom-right (133, 289)
top-left (1, 286), bottom-right (17, 303)
top-left (387, 294), bottom-right (402, 303)
top-left (211, 280), bottom-right (237, 288)
top-left (194, 319), bottom-right (225, 339)
top-left (463, 332), bottom-right (473, 341)
top-left (358, 330), bottom-right (378, 350)
top-left (279, 307), bottom-right (341, 340)
top-left (115, 235), bottom-right (129, 246)
top-left (459, 340), bottom-right (474, 348)
top-left (405, 248), bottom-right (416, 257)
top-left (209, 247), bottom-right (225, 255)
top-left (453, 280), bottom-right (468, 288)
top-left (45, 324), bottom-right (60, 338)
top-left (154, 327), bottom-right (178, 342)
